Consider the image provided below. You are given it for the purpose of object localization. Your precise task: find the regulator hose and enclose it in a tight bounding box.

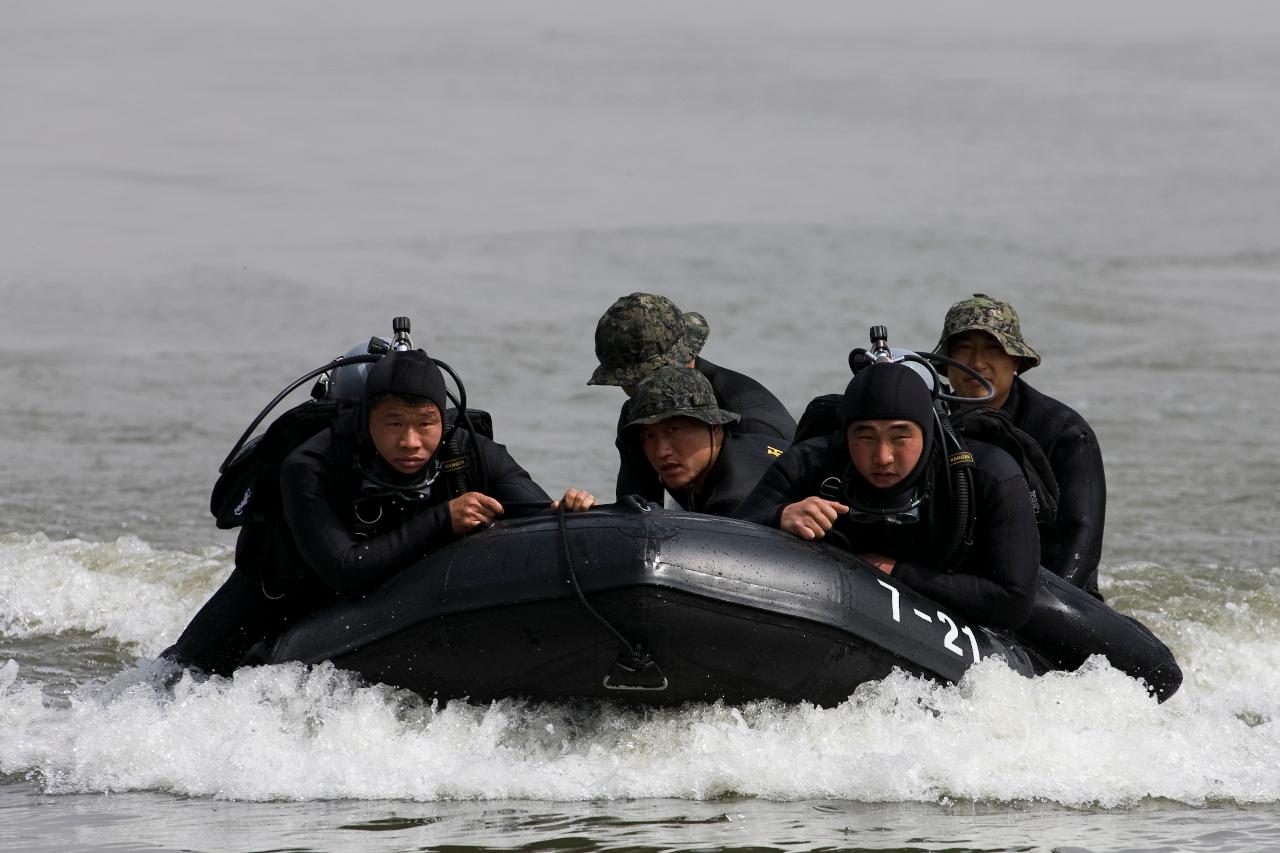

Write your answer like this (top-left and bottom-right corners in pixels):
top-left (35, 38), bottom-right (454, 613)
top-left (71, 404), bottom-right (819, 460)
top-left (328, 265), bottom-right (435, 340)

top-left (935, 406), bottom-right (976, 572)
top-left (218, 353), bottom-right (381, 474)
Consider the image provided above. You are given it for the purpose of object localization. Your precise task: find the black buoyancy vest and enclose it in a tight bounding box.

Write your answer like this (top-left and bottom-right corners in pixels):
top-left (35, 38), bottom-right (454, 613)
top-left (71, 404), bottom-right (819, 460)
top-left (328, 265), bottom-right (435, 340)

top-left (949, 404), bottom-right (1060, 525)
top-left (211, 398), bottom-right (352, 530)
top-left (797, 391), bottom-right (1055, 575)
top-left (212, 400), bottom-right (495, 594)
top-left (797, 392), bottom-right (1058, 523)
top-left (211, 400), bottom-right (495, 531)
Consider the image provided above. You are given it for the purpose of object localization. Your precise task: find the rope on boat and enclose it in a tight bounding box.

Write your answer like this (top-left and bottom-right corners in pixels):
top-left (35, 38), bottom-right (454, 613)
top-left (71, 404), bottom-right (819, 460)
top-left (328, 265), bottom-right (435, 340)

top-left (556, 501), bottom-right (666, 690)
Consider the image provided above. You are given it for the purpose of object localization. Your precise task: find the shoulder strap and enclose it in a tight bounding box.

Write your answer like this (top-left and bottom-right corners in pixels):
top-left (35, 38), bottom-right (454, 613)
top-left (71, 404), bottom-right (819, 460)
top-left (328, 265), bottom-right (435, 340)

top-left (210, 398), bottom-right (351, 529)
top-left (950, 405), bottom-right (1060, 523)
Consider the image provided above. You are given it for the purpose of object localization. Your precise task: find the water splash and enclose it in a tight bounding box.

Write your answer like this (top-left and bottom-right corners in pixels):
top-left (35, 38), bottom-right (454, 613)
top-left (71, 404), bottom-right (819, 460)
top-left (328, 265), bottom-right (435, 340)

top-left (0, 533), bottom-right (230, 656)
top-left (2, 533), bottom-right (1278, 807)
top-left (0, 656), bottom-right (1276, 807)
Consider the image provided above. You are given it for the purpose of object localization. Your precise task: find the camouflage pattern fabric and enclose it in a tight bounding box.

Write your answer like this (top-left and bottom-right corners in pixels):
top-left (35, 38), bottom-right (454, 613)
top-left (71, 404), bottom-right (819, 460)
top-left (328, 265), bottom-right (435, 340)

top-left (933, 292), bottom-right (1042, 370)
top-left (588, 292), bottom-right (711, 386)
top-left (623, 366), bottom-right (740, 429)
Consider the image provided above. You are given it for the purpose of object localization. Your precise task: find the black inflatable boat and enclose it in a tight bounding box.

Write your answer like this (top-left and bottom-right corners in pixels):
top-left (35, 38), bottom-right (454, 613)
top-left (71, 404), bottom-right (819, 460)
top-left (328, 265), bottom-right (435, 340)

top-left (263, 502), bottom-right (1181, 705)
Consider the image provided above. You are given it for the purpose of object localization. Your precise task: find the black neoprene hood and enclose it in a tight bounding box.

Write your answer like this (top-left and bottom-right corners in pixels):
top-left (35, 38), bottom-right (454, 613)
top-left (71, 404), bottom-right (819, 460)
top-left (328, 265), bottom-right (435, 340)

top-left (363, 349), bottom-right (447, 414)
top-left (840, 362), bottom-right (934, 432)
top-left (841, 362), bottom-right (936, 498)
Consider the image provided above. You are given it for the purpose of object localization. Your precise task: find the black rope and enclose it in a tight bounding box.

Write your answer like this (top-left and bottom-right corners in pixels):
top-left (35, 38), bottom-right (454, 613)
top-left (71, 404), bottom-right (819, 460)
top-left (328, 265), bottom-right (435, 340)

top-left (555, 503), bottom-right (649, 663)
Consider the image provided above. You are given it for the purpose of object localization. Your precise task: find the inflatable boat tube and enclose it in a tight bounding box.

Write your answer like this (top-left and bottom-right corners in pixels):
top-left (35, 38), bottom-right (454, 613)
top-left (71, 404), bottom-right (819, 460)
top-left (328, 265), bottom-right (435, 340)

top-left (263, 503), bottom-right (1179, 705)
top-left (1015, 570), bottom-right (1182, 701)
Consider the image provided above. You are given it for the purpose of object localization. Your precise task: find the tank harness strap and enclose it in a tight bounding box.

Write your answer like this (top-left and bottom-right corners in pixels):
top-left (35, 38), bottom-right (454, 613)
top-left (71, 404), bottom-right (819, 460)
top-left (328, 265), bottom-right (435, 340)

top-left (439, 412), bottom-right (492, 498)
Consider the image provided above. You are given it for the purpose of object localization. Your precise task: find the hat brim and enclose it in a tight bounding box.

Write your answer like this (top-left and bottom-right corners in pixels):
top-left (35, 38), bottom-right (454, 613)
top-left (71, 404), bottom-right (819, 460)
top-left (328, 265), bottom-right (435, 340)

top-left (624, 406), bottom-right (740, 430)
top-left (933, 326), bottom-right (1041, 372)
top-left (588, 311), bottom-right (710, 386)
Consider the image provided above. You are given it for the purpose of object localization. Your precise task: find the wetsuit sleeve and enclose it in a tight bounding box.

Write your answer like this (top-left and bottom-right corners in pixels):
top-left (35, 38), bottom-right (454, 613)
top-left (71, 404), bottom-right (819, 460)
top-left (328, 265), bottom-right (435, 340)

top-left (614, 402), bottom-right (666, 504)
top-left (733, 441), bottom-right (821, 527)
top-left (472, 434), bottom-right (553, 517)
top-left (892, 460), bottom-right (1040, 630)
top-left (279, 451), bottom-right (458, 599)
top-left (1046, 421), bottom-right (1106, 590)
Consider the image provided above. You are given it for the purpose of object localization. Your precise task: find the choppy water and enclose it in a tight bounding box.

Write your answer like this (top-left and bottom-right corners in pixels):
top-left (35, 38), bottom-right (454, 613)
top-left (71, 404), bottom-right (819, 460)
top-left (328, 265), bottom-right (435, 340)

top-left (3, 1), bottom-right (1280, 851)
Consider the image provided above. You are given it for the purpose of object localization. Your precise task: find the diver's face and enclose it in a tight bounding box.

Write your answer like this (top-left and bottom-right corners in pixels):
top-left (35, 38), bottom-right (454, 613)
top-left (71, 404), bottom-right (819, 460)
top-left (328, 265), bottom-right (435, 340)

top-left (368, 398), bottom-right (443, 474)
top-left (946, 330), bottom-right (1020, 407)
top-left (846, 420), bottom-right (924, 489)
top-left (639, 416), bottom-right (720, 491)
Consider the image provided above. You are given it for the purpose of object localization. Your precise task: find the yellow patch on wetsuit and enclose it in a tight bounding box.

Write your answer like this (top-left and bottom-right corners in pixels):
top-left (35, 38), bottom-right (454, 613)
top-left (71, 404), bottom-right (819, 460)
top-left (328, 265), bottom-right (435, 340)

top-left (766, 445), bottom-right (783, 457)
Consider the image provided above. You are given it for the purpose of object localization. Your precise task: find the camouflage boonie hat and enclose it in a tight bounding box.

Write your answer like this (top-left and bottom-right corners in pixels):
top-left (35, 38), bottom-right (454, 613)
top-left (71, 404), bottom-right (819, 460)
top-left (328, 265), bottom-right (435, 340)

top-left (622, 366), bottom-right (740, 430)
top-left (588, 293), bottom-right (710, 386)
top-left (933, 293), bottom-right (1041, 370)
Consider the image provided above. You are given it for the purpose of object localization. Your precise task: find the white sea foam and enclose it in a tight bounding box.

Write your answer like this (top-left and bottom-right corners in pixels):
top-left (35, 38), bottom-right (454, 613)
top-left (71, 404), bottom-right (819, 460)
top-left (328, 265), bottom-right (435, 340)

top-left (0, 533), bottom-right (230, 655)
top-left (0, 655), bottom-right (1276, 807)
top-left (1108, 561), bottom-right (1280, 722)
top-left (2, 534), bottom-right (1278, 807)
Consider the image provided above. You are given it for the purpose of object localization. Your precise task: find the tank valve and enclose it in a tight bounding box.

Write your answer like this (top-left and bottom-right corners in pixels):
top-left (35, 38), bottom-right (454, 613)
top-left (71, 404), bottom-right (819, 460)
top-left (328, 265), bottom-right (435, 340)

top-left (392, 316), bottom-right (413, 351)
top-left (869, 325), bottom-right (893, 363)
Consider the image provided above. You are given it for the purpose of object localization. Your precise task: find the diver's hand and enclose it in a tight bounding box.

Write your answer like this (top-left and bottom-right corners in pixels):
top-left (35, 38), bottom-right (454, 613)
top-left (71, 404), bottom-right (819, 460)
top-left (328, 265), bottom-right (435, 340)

top-left (780, 497), bottom-right (849, 540)
top-left (551, 488), bottom-right (597, 513)
top-left (449, 492), bottom-right (504, 534)
top-left (859, 553), bottom-right (897, 575)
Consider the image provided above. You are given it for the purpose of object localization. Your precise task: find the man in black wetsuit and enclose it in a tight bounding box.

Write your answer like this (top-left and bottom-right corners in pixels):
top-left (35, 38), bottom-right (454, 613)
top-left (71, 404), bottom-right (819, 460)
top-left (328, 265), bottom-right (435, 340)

top-left (736, 361), bottom-right (1039, 631)
top-left (587, 292), bottom-right (796, 503)
top-left (934, 293), bottom-right (1107, 598)
top-left (163, 349), bottom-right (595, 675)
top-left (623, 366), bottom-right (788, 516)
